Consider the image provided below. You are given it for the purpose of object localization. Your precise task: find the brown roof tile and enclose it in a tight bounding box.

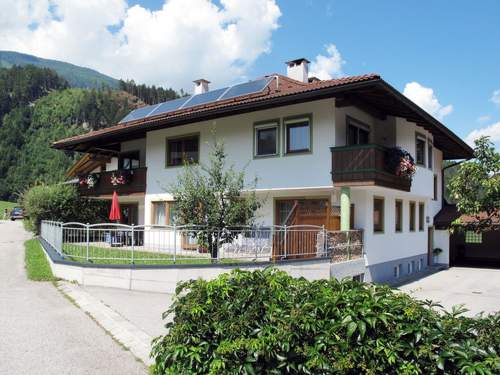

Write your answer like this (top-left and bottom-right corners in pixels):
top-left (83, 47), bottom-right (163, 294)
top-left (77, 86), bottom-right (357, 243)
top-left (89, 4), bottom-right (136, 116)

top-left (53, 73), bottom-right (380, 147)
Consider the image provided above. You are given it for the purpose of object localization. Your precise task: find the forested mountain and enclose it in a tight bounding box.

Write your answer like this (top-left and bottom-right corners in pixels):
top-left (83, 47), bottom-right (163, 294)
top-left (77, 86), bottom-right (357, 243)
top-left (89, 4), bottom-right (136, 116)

top-left (0, 63), bottom-right (179, 201)
top-left (0, 51), bottom-right (118, 89)
top-left (118, 79), bottom-right (182, 105)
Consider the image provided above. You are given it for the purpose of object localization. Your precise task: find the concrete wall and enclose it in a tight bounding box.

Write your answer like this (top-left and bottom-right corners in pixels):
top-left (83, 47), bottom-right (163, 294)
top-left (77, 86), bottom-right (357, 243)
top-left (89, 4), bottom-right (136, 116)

top-left (396, 118), bottom-right (437, 199)
top-left (433, 229), bottom-right (450, 264)
top-left (44, 256), bottom-right (336, 294)
top-left (351, 187), bottom-right (429, 267)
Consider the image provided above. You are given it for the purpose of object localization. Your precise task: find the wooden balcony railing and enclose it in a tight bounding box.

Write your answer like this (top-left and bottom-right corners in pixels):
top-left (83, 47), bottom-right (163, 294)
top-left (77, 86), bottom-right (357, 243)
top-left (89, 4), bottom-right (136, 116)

top-left (78, 167), bottom-right (147, 196)
top-left (331, 144), bottom-right (412, 192)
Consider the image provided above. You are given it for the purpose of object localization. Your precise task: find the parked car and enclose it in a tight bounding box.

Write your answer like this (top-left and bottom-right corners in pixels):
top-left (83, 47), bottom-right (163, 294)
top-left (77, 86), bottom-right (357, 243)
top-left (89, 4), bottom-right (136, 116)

top-left (10, 207), bottom-right (24, 221)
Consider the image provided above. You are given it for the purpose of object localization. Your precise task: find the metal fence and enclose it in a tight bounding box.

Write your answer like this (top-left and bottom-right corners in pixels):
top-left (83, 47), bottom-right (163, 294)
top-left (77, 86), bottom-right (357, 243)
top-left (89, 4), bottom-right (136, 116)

top-left (40, 221), bottom-right (363, 265)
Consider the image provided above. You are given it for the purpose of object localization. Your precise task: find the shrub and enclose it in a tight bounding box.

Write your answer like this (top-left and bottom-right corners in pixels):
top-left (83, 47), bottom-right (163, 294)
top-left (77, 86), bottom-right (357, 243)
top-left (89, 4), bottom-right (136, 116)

top-left (21, 184), bottom-right (108, 233)
top-left (151, 268), bottom-right (500, 375)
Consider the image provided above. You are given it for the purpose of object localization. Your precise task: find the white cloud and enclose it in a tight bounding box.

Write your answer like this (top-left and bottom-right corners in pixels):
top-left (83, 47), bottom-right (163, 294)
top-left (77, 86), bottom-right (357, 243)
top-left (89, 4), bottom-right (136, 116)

top-left (309, 44), bottom-right (345, 80)
top-left (0, 0), bottom-right (281, 91)
top-left (465, 122), bottom-right (500, 148)
top-left (490, 90), bottom-right (500, 106)
top-left (403, 82), bottom-right (453, 120)
top-left (477, 115), bottom-right (491, 123)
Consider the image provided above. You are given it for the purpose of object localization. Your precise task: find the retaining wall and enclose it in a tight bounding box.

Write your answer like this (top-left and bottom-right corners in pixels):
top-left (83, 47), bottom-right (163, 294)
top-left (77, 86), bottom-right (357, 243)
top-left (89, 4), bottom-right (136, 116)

top-left (40, 238), bottom-right (366, 293)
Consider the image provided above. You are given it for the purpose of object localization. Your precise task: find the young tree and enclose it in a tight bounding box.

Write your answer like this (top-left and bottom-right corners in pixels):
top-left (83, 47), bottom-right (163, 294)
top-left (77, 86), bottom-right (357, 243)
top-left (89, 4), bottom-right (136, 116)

top-left (169, 139), bottom-right (261, 260)
top-left (449, 136), bottom-right (499, 231)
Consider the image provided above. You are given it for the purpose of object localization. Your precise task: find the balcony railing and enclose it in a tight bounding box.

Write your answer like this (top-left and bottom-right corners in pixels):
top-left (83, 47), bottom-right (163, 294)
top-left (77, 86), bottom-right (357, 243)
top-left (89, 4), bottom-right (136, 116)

top-left (331, 144), bottom-right (412, 192)
top-left (78, 167), bottom-right (147, 196)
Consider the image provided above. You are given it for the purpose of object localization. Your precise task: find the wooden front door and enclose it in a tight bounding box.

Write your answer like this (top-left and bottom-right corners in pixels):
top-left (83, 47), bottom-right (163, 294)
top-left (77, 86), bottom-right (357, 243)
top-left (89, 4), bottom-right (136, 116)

top-left (273, 198), bottom-right (341, 259)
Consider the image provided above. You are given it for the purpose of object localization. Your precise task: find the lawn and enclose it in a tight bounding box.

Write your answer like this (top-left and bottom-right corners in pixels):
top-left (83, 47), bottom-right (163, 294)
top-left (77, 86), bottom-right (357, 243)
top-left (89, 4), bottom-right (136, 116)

top-left (25, 239), bottom-right (55, 281)
top-left (0, 200), bottom-right (16, 219)
top-left (62, 243), bottom-right (249, 266)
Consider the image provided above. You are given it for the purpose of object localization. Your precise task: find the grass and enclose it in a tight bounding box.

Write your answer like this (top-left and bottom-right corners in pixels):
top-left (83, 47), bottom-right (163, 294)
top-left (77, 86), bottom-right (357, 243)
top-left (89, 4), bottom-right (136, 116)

top-left (62, 244), bottom-right (249, 266)
top-left (25, 239), bottom-right (55, 281)
top-left (0, 200), bottom-right (16, 219)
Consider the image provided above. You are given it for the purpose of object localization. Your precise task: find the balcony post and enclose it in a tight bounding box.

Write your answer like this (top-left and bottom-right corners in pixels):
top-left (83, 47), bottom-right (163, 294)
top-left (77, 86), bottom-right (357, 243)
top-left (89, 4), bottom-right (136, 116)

top-left (340, 186), bottom-right (351, 231)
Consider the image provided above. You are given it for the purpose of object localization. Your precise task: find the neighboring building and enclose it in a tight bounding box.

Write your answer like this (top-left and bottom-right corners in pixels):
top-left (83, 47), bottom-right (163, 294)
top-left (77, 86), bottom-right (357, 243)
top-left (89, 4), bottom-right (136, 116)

top-left (55, 58), bottom-right (473, 283)
top-left (434, 204), bottom-right (500, 267)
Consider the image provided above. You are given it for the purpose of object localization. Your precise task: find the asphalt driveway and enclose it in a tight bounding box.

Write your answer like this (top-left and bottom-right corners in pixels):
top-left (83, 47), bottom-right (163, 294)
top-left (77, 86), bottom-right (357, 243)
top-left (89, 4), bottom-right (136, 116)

top-left (399, 266), bottom-right (500, 317)
top-left (0, 220), bottom-right (147, 375)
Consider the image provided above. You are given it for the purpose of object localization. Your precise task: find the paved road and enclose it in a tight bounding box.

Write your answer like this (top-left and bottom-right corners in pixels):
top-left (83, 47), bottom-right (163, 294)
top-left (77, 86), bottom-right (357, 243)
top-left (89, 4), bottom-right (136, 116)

top-left (0, 220), bottom-right (146, 375)
top-left (400, 266), bottom-right (500, 317)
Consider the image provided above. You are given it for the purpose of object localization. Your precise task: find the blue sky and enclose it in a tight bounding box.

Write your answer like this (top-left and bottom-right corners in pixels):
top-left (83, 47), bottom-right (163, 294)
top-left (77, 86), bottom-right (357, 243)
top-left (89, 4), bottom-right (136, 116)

top-left (2, 0), bottom-right (499, 147)
top-left (128, 0), bottom-right (500, 147)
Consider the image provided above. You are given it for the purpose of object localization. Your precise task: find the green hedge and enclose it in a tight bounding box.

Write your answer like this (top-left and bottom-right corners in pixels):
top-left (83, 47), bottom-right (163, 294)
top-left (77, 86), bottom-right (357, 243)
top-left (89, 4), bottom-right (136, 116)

top-left (21, 184), bottom-right (108, 233)
top-left (151, 268), bottom-right (499, 375)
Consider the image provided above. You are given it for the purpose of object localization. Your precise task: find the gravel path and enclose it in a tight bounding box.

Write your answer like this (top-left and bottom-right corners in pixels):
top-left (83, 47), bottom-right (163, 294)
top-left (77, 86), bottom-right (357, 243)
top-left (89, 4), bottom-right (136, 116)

top-left (0, 220), bottom-right (147, 375)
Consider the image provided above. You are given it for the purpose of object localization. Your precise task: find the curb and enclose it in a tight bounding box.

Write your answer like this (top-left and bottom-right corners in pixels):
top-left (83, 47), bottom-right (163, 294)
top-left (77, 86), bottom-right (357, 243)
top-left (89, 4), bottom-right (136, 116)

top-left (57, 281), bottom-right (154, 366)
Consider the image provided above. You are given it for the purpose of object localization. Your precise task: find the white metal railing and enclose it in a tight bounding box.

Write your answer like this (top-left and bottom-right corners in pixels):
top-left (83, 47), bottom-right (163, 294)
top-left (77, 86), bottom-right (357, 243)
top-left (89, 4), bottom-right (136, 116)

top-left (40, 221), bottom-right (363, 265)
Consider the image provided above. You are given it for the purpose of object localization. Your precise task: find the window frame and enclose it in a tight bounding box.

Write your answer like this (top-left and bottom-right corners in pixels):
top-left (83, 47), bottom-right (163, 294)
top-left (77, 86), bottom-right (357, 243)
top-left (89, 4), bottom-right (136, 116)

top-left (395, 199), bottom-right (403, 233)
top-left (433, 174), bottom-right (438, 201)
top-left (409, 201), bottom-right (416, 232)
top-left (418, 202), bottom-right (425, 231)
top-left (253, 119), bottom-right (280, 158)
top-left (415, 132), bottom-right (426, 166)
top-left (373, 196), bottom-right (385, 234)
top-left (165, 133), bottom-right (200, 168)
top-left (465, 231), bottom-right (482, 244)
top-left (151, 201), bottom-right (176, 225)
top-left (346, 116), bottom-right (371, 146)
top-left (118, 150), bottom-right (141, 170)
top-left (283, 114), bottom-right (312, 155)
top-left (427, 139), bottom-right (433, 170)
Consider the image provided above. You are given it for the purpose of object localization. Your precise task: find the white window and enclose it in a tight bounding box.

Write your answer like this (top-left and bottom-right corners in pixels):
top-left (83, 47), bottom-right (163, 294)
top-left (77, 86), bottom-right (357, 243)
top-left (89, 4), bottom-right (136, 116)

top-left (373, 197), bottom-right (385, 233)
top-left (285, 116), bottom-right (311, 154)
top-left (347, 117), bottom-right (370, 145)
top-left (254, 121), bottom-right (279, 157)
top-left (416, 134), bottom-right (426, 165)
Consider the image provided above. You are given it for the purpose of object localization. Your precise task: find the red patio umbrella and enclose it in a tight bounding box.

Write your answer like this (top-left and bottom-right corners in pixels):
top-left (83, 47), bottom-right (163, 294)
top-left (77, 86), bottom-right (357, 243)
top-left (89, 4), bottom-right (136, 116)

top-left (109, 191), bottom-right (122, 222)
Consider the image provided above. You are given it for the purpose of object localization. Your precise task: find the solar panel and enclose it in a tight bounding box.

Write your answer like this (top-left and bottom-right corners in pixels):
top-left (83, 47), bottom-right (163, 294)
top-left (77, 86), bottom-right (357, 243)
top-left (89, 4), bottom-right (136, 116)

top-left (119, 104), bottom-right (157, 123)
top-left (219, 77), bottom-right (272, 101)
top-left (182, 87), bottom-right (228, 108)
top-left (148, 96), bottom-right (192, 117)
top-left (119, 76), bottom-right (273, 123)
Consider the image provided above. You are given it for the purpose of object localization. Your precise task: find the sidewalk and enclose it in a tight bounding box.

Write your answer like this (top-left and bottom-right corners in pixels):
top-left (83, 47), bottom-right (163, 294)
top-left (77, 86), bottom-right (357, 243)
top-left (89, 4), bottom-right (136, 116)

top-left (58, 282), bottom-right (174, 365)
top-left (0, 220), bottom-right (147, 375)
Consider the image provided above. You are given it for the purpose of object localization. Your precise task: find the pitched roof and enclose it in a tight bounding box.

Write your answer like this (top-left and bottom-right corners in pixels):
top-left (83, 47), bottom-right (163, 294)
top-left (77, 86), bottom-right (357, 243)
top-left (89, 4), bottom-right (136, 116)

top-left (434, 204), bottom-right (500, 229)
top-left (52, 73), bottom-right (473, 159)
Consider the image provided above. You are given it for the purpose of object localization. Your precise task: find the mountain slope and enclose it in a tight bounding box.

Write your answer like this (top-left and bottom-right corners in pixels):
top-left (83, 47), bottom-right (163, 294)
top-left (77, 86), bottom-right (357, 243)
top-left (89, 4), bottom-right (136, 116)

top-left (0, 51), bottom-right (118, 89)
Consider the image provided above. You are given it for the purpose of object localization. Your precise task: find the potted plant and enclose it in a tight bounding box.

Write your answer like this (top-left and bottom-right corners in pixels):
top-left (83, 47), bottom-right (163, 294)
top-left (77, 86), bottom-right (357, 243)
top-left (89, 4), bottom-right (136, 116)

top-left (385, 147), bottom-right (416, 180)
top-left (110, 170), bottom-right (131, 186)
top-left (86, 173), bottom-right (100, 189)
top-left (432, 247), bottom-right (443, 264)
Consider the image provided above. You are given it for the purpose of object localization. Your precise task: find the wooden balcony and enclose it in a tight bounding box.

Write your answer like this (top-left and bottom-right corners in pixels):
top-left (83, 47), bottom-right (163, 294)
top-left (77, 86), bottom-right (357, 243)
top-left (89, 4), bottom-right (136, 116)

top-left (78, 168), bottom-right (147, 196)
top-left (331, 144), bottom-right (411, 192)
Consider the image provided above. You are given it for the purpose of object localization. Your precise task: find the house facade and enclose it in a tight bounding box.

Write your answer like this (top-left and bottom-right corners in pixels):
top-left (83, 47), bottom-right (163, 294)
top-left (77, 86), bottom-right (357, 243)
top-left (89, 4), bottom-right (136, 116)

top-left (56, 59), bottom-right (472, 283)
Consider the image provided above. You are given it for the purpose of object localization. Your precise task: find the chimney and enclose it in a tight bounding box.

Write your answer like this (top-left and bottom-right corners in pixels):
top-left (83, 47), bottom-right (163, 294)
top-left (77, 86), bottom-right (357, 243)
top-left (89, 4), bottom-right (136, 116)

top-left (285, 58), bottom-right (310, 83)
top-left (193, 79), bottom-right (210, 95)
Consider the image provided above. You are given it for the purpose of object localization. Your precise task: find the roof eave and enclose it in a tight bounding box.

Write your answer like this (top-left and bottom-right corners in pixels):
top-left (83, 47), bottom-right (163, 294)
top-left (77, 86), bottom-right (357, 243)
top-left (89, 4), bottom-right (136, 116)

top-left (53, 77), bottom-right (474, 160)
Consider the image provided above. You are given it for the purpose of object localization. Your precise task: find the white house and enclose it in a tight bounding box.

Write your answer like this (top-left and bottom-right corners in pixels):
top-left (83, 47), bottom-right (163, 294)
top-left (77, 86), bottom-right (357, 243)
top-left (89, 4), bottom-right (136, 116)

top-left (54, 58), bottom-right (472, 283)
